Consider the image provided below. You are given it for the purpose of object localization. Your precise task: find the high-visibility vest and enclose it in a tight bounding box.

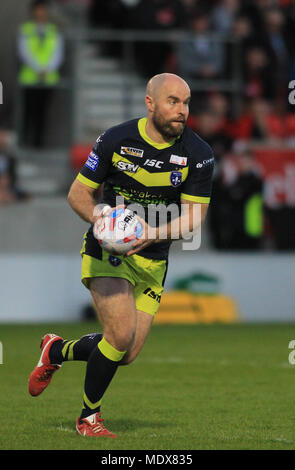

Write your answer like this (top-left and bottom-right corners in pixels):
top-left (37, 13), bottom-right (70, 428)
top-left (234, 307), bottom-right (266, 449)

top-left (19, 22), bottom-right (60, 85)
top-left (244, 194), bottom-right (263, 237)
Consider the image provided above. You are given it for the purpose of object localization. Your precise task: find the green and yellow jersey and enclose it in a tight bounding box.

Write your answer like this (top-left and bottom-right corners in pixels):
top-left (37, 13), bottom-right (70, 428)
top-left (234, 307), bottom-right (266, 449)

top-left (78, 117), bottom-right (214, 260)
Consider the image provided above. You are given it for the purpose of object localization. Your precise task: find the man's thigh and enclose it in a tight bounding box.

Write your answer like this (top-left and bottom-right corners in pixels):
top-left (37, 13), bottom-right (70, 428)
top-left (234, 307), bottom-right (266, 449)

top-left (89, 277), bottom-right (153, 361)
top-left (89, 277), bottom-right (137, 350)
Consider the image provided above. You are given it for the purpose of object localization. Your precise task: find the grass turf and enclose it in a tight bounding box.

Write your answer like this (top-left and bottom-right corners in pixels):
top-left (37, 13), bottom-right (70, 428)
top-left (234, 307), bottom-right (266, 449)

top-left (0, 322), bottom-right (295, 450)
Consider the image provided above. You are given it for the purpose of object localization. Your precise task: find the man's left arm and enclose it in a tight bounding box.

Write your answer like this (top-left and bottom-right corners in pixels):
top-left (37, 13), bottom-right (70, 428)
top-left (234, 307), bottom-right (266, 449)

top-left (125, 142), bottom-right (214, 256)
top-left (125, 200), bottom-right (209, 256)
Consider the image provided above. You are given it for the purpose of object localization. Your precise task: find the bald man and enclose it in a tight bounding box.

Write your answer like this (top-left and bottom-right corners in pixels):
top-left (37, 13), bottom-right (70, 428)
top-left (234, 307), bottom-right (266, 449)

top-left (28, 74), bottom-right (214, 438)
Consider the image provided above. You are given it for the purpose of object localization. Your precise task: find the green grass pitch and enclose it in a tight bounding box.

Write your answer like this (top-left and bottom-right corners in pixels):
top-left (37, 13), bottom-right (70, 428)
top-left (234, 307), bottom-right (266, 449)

top-left (0, 322), bottom-right (295, 450)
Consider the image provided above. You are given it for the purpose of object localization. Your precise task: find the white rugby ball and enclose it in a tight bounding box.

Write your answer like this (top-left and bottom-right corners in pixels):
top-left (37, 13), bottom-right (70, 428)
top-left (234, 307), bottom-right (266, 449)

top-left (95, 208), bottom-right (143, 255)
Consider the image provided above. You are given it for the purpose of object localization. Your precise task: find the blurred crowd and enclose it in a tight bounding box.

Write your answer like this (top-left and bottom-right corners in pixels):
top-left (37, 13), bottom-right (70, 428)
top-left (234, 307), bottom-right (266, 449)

top-left (84, 0), bottom-right (295, 251)
top-left (5, 0), bottom-right (295, 250)
top-left (0, 130), bottom-right (30, 203)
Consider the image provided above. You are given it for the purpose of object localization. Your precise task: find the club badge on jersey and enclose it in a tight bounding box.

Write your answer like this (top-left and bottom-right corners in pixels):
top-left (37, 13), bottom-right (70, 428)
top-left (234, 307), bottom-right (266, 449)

top-left (170, 171), bottom-right (182, 187)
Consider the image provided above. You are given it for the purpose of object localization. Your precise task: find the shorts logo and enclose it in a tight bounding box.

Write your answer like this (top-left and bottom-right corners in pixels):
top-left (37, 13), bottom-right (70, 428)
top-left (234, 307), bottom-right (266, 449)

top-left (85, 151), bottom-right (99, 171)
top-left (108, 255), bottom-right (122, 267)
top-left (170, 155), bottom-right (187, 166)
top-left (121, 146), bottom-right (144, 158)
top-left (170, 171), bottom-right (182, 187)
top-left (143, 287), bottom-right (161, 303)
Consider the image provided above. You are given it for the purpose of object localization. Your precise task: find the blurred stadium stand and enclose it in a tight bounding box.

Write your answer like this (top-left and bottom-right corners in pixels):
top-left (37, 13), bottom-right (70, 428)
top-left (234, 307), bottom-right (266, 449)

top-left (0, 0), bottom-right (295, 322)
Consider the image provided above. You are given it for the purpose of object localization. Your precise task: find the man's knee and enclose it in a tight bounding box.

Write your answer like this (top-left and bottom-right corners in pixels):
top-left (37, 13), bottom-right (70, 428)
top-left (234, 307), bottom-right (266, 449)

top-left (120, 349), bottom-right (138, 366)
top-left (104, 327), bottom-right (135, 354)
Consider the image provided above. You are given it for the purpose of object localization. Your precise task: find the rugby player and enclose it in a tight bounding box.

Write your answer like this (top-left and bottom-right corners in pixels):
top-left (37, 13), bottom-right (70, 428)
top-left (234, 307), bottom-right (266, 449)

top-left (28, 73), bottom-right (214, 438)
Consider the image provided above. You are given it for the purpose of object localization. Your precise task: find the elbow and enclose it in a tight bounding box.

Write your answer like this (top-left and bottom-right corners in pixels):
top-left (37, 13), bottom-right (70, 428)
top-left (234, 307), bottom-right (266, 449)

top-left (67, 184), bottom-right (75, 208)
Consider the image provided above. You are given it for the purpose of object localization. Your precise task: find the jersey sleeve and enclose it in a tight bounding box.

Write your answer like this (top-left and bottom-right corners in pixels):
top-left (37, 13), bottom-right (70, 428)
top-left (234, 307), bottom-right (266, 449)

top-left (76, 132), bottom-right (112, 189)
top-left (180, 143), bottom-right (214, 204)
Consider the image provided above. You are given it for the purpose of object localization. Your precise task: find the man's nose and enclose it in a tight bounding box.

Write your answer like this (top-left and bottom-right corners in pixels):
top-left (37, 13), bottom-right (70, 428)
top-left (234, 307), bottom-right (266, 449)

top-left (178, 103), bottom-right (187, 115)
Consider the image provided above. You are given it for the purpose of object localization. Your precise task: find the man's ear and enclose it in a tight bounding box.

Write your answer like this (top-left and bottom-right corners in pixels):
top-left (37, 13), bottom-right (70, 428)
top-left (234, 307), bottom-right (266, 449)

top-left (145, 95), bottom-right (154, 113)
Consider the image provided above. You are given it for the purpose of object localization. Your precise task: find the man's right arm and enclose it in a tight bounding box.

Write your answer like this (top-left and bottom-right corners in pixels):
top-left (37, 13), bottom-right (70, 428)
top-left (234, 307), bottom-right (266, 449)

top-left (67, 179), bottom-right (101, 225)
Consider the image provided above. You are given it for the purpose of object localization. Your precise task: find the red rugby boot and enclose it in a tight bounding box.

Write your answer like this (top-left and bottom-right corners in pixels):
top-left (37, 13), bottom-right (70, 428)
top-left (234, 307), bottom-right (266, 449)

top-left (76, 412), bottom-right (116, 438)
top-left (28, 333), bottom-right (63, 397)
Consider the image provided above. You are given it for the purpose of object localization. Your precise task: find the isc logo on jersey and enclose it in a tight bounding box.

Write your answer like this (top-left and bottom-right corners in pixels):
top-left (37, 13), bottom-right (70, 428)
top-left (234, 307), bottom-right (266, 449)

top-left (115, 161), bottom-right (139, 173)
top-left (121, 146), bottom-right (144, 158)
top-left (144, 159), bottom-right (164, 168)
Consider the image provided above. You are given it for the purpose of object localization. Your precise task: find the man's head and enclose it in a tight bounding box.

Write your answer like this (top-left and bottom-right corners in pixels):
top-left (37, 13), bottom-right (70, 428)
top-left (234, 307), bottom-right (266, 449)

top-left (31, 0), bottom-right (49, 23)
top-left (145, 73), bottom-right (191, 141)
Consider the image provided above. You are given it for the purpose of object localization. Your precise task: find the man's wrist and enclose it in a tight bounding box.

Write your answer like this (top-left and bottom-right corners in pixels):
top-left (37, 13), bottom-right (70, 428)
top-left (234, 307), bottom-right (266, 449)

top-left (92, 204), bottom-right (111, 224)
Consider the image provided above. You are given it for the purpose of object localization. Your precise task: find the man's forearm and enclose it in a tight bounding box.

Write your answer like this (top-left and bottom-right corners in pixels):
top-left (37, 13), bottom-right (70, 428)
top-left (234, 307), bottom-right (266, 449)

top-left (155, 203), bottom-right (206, 242)
top-left (67, 181), bottom-right (99, 224)
top-left (68, 193), bottom-right (97, 224)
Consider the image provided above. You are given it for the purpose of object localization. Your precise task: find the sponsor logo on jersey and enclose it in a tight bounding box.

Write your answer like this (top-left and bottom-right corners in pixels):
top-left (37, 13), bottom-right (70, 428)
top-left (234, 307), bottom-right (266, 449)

top-left (196, 157), bottom-right (214, 169)
top-left (170, 154), bottom-right (187, 166)
top-left (170, 171), bottom-right (182, 187)
top-left (114, 185), bottom-right (170, 206)
top-left (108, 255), bottom-right (122, 267)
top-left (85, 151), bottom-right (99, 171)
top-left (143, 158), bottom-right (164, 168)
top-left (121, 146), bottom-right (144, 158)
top-left (115, 160), bottom-right (139, 173)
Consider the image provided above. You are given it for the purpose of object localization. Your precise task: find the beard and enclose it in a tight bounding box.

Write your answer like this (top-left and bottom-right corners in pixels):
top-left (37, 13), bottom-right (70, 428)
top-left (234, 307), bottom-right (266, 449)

top-left (152, 108), bottom-right (185, 141)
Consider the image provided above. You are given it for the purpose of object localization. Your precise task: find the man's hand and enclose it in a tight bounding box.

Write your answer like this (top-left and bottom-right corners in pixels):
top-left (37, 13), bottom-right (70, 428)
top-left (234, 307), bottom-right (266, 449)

top-left (93, 204), bottom-right (126, 240)
top-left (125, 215), bottom-right (157, 257)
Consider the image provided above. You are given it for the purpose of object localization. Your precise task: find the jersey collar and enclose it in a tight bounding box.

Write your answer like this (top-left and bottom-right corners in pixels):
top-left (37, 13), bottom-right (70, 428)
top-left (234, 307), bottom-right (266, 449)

top-left (138, 117), bottom-right (177, 149)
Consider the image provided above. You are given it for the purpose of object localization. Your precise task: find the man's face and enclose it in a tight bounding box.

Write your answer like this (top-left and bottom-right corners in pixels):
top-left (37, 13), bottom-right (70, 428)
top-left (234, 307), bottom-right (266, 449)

top-left (151, 82), bottom-right (190, 140)
top-left (33, 5), bottom-right (49, 23)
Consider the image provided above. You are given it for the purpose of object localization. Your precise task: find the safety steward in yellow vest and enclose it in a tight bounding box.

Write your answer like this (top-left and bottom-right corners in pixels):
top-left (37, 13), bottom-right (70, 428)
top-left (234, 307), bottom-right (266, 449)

top-left (18, 0), bottom-right (63, 86)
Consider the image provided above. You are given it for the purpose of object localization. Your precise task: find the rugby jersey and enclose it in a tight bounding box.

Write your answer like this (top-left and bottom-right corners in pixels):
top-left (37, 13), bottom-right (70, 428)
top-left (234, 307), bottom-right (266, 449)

top-left (78, 117), bottom-right (214, 259)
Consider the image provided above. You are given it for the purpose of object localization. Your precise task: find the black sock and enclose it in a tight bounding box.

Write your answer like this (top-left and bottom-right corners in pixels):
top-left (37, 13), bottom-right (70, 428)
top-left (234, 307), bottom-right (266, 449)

top-left (81, 337), bottom-right (126, 420)
top-left (49, 333), bottom-right (102, 364)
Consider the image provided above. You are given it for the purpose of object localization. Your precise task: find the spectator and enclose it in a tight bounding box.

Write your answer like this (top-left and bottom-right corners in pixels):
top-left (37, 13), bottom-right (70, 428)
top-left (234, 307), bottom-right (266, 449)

top-left (233, 98), bottom-right (285, 142)
top-left (262, 7), bottom-right (293, 83)
top-left (209, 149), bottom-right (264, 250)
top-left (207, 92), bottom-right (230, 122)
top-left (232, 13), bottom-right (260, 50)
top-left (242, 46), bottom-right (277, 101)
top-left (188, 110), bottom-right (233, 161)
top-left (177, 11), bottom-right (226, 81)
top-left (181, 0), bottom-right (214, 27)
top-left (18, 0), bottom-right (64, 148)
top-left (212, 0), bottom-right (241, 33)
top-left (132, 0), bottom-right (186, 30)
top-left (239, 0), bottom-right (277, 32)
top-left (266, 205), bottom-right (295, 250)
top-left (0, 130), bottom-right (30, 203)
top-left (131, 0), bottom-right (187, 77)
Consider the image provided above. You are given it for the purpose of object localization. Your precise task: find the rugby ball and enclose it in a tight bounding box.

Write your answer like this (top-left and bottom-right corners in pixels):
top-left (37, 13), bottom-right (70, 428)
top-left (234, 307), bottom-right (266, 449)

top-left (94, 208), bottom-right (143, 255)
